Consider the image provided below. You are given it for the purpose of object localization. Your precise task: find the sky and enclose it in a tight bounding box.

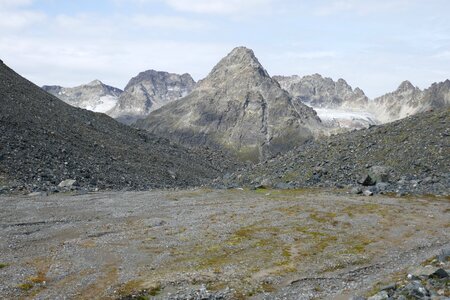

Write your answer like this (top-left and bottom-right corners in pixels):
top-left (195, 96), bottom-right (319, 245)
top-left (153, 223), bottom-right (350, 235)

top-left (0, 0), bottom-right (449, 98)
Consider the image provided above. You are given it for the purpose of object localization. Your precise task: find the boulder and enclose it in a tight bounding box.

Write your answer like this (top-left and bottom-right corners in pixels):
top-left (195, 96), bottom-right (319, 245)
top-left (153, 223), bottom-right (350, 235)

top-left (369, 166), bottom-right (391, 183)
top-left (358, 174), bottom-right (376, 186)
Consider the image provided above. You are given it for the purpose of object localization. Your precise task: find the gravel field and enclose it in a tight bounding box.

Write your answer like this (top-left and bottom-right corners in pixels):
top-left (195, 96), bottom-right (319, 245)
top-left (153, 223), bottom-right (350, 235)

top-left (0, 188), bottom-right (449, 299)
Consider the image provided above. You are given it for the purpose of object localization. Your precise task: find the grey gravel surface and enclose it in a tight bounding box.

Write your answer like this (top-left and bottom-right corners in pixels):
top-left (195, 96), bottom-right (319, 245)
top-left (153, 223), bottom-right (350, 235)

top-left (0, 189), bottom-right (448, 299)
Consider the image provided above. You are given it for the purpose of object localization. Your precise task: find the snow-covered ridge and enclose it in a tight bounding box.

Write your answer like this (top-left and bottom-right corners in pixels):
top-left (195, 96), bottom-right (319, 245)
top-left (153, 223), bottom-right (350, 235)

top-left (42, 80), bottom-right (123, 114)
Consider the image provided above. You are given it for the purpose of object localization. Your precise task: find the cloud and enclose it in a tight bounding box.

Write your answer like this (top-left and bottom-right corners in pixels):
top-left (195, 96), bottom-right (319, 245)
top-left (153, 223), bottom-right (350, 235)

top-left (0, 32), bottom-right (230, 88)
top-left (0, 10), bottom-right (45, 29)
top-left (165, 0), bottom-right (273, 15)
top-left (131, 15), bottom-right (207, 30)
top-left (0, 0), bottom-right (34, 8)
top-left (315, 0), bottom-right (411, 16)
top-left (279, 51), bottom-right (337, 59)
top-left (0, 0), bottom-right (45, 30)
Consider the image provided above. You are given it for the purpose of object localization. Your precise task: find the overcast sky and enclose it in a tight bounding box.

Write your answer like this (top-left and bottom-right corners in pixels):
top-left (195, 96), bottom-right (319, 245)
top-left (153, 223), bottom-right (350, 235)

top-left (1, 0), bottom-right (449, 98)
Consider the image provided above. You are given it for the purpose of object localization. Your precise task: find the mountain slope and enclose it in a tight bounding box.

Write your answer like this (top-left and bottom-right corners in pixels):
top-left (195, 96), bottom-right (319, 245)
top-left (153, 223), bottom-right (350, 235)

top-left (0, 61), bottom-right (230, 192)
top-left (42, 80), bottom-right (123, 113)
top-left (108, 70), bottom-right (195, 124)
top-left (225, 109), bottom-right (450, 195)
top-left (135, 47), bottom-right (323, 162)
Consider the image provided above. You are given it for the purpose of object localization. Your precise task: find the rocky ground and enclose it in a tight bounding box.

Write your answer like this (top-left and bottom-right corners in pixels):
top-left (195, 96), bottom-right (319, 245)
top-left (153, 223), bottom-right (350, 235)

top-left (0, 188), bottom-right (448, 299)
top-left (222, 109), bottom-right (449, 196)
top-left (0, 61), bottom-right (241, 195)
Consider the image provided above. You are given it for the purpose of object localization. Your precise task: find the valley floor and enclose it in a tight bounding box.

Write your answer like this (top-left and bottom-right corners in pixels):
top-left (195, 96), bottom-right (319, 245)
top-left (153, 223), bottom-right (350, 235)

top-left (0, 189), bottom-right (449, 299)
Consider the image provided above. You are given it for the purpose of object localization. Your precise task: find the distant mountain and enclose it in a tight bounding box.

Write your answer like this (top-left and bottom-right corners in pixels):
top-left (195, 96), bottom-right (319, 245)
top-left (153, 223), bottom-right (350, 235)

top-left (274, 74), bottom-right (369, 109)
top-left (276, 74), bottom-right (450, 127)
top-left (274, 74), bottom-right (377, 129)
top-left (0, 60), bottom-right (229, 192)
top-left (108, 70), bottom-right (196, 125)
top-left (371, 80), bottom-right (450, 122)
top-left (370, 81), bottom-right (424, 123)
top-left (135, 47), bottom-right (323, 162)
top-left (42, 80), bottom-right (122, 113)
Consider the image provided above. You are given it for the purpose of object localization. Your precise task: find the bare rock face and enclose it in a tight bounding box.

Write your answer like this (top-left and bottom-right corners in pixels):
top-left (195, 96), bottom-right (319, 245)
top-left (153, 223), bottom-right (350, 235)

top-left (42, 80), bottom-right (123, 113)
top-left (371, 80), bottom-right (450, 123)
top-left (274, 74), bottom-right (377, 130)
top-left (274, 74), bottom-right (369, 109)
top-left (370, 81), bottom-right (424, 123)
top-left (108, 70), bottom-right (196, 124)
top-left (135, 47), bottom-right (323, 162)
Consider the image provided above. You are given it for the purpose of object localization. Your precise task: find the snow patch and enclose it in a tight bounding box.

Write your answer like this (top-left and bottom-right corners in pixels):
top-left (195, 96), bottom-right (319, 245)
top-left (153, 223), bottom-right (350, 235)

top-left (85, 95), bottom-right (119, 113)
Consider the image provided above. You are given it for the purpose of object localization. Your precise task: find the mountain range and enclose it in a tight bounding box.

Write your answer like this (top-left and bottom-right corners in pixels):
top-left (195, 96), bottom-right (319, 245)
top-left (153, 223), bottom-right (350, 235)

top-left (43, 70), bottom-right (195, 125)
top-left (43, 52), bottom-right (450, 133)
top-left (39, 46), bottom-right (450, 163)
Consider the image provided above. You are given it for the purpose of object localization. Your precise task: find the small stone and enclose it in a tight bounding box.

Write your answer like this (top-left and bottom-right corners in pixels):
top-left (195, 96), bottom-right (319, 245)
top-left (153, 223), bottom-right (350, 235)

top-left (408, 265), bottom-right (436, 277)
top-left (363, 190), bottom-right (374, 196)
top-left (429, 268), bottom-right (449, 279)
top-left (28, 191), bottom-right (47, 197)
top-left (380, 283), bottom-right (396, 291)
top-left (58, 179), bottom-right (77, 188)
top-left (368, 290), bottom-right (388, 300)
top-left (351, 187), bottom-right (363, 194)
top-left (260, 178), bottom-right (273, 188)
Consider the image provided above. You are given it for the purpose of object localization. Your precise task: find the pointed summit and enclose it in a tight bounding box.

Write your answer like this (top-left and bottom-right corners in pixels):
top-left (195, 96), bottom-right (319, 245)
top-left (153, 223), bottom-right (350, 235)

top-left (87, 79), bottom-right (103, 86)
top-left (396, 80), bottom-right (415, 92)
top-left (197, 46), bottom-right (270, 90)
top-left (136, 47), bottom-right (323, 162)
top-left (221, 46), bottom-right (262, 67)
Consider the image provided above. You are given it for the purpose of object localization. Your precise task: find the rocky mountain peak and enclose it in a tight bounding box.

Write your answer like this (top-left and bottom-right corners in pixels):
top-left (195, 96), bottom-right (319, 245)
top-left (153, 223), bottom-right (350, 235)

top-left (198, 47), bottom-right (270, 90)
top-left (136, 46), bottom-right (323, 162)
top-left (87, 79), bottom-right (103, 86)
top-left (108, 69), bottom-right (196, 124)
top-left (41, 80), bottom-right (122, 113)
top-left (396, 80), bottom-right (416, 92)
top-left (354, 87), bottom-right (365, 96)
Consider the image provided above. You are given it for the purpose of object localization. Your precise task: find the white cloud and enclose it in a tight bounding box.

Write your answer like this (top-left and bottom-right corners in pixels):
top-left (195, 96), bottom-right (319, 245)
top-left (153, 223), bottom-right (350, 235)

top-left (0, 0), bottom-right (34, 8)
top-left (0, 10), bottom-right (45, 29)
top-left (0, 0), bottom-right (45, 30)
top-left (131, 15), bottom-right (206, 30)
top-left (431, 51), bottom-right (450, 59)
top-left (316, 0), bottom-right (411, 16)
top-left (165, 0), bottom-right (273, 15)
top-left (0, 33), bottom-right (230, 88)
top-left (277, 51), bottom-right (337, 60)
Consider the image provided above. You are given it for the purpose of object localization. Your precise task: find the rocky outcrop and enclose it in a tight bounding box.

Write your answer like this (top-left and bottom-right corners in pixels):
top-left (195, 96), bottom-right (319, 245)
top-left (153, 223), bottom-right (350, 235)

top-left (135, 47), bottom-right (323, 162)
top-left (108, 70), bottom-right (195, 124)
top-left (0, 61), bottom-right (235, 193)
top-left (42, 80), bottom-right (123, 113)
